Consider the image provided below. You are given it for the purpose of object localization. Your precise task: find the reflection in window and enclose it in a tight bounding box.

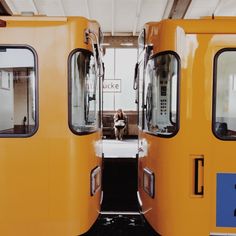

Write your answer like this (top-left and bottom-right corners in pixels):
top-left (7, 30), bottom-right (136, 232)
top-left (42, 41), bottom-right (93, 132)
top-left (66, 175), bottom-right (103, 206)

top-left (214, 50), bottom-right (236, 139)
top-left (0, 47), bottom-right (37, 136)
top-left (70, 50), bottom-right (99, 133)
top-left (138, 61), bottom-right (144, 128)
top-left (144, 53), bottom-right (178, 136)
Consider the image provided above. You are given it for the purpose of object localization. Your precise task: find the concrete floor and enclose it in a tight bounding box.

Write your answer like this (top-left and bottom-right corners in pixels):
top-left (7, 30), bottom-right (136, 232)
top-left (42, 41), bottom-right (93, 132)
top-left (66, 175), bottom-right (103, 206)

top-left (102, 139), bottom-right (138, 158)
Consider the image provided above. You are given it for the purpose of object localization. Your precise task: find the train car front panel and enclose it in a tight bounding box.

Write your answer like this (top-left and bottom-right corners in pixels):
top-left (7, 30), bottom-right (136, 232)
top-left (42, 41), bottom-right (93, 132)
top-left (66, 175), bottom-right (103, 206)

top-left (137, 18), bottom-right (236, 235)
top-left (0, 16), bottom-right (102, 235)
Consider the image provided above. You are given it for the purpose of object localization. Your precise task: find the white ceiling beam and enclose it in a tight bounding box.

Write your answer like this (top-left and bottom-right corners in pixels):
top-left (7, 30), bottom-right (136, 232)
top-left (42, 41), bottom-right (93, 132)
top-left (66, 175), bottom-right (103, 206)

top-left (168, 0), bottom-right (192, 19)
top-left (132, 0), bottom-right (143, 36)
top-left (59, 0), bottom-right (66, 16)
top-left (85, 0), bottom-right (91, 19)
top-left (4, 0), bottom-right (17, 14)
top-left (0, 0), bottom-right (13, 15)
top-left (213, 0), bottom-right (223, 15)
top-left (162, 0), bottom-right (174, 19)
top-left (111, 0), bottom-right (115, 36)
top-left (32, 0), bottom-right (39, 14)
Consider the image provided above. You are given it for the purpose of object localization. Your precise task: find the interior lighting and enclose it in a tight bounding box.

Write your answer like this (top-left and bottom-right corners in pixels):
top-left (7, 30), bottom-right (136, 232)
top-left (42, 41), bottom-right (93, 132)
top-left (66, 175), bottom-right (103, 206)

top-left (120, 43), bottom-right (134, 46)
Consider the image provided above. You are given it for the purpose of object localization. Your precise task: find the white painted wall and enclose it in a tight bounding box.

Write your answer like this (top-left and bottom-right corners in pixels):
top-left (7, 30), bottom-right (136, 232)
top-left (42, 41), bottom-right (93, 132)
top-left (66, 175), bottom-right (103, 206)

top-left (0, 47), bottom-right (35, 130)
top-left (103, 48), bottom-right (137, 111)
top-left (217, 51), bottom-right (236, 131)
top-left (0, 70), bottom-right (14, 131)
top-left (0, 48), bottom-right (34, 68)
top-left (14, 70), bottom-right (35, 125)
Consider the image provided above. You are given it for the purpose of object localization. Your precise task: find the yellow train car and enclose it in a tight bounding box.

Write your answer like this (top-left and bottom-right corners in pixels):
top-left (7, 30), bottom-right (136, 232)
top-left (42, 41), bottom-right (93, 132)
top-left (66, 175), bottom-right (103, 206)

top-left (0, 16), bottom-right (103, 235)
top-left (135, 17), bottom-right (236, 235)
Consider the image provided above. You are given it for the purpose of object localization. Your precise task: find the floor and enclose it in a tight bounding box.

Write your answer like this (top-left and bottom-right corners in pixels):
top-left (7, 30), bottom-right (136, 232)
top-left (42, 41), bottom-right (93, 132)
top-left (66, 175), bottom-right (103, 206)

top-left (102, 138), bottom-right (138, 158)
top-left (81, 138), bottom-right (159, 236)
top-left (101, 157), bottom-right (138, 212)
top-left (82, 214), bottom-right (159, 236)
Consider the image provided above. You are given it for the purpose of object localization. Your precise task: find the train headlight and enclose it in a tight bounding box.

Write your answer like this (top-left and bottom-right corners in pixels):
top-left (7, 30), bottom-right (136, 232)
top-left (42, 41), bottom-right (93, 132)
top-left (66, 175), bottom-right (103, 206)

top-left (143, 168), bottom-right (155, 198)
top-left (91, 166), bottom-right (101, 196)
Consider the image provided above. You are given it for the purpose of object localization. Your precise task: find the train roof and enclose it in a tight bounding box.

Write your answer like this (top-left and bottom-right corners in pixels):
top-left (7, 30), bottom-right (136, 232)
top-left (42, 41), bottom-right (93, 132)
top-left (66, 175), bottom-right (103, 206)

top-left (0, 16), bottom-right (101, 32)
top-left (142, 17), bottom-right (236, 47)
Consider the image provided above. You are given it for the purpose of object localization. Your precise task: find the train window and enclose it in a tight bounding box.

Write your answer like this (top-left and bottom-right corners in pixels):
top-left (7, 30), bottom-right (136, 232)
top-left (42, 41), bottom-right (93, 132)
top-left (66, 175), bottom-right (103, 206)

top-left (69, 49), bottom-right (99, 134)
top-left (214, 50), bottom-right (236, 139)
top-left (138, 61), bottom-right (144, 129)
top-left (144, 52), bottom-right (179, 136)
top-left (0, 47), bottom-right (37, 137)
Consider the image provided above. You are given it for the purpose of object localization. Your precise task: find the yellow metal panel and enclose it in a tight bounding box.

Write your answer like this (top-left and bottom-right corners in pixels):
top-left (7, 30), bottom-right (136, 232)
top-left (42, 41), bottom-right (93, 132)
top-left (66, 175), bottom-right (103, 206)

top-left (139, 18), bottom-right (236, 235)
top-left (0, 17), bottom-right (102, 235)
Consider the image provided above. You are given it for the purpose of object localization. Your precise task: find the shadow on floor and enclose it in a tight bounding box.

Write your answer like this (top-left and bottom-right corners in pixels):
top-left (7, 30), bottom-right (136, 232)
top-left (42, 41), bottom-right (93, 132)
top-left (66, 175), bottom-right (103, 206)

top-left (80, 155), bottom-right (160, 235)
top-left (101, 158), bottom-right (138, 212)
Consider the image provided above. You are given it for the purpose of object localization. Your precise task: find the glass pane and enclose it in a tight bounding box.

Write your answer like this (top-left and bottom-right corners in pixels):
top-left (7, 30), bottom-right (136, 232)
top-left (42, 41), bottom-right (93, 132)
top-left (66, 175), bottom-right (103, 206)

top-left (0, 47), bottom-right (37, 136)
top-left (138, 61), bottom-right (144, 128)
top-left (103, 48), bottom-right (137, 111)
top-left (70, 50), bottom-right (98, 133)
top-left (144, 53), bottom-right (178, 136)
top-left (214, 51), bottom-right (236, 139)
top-left (114, 49), bottom-right (137, 111)
top-left (102, 48), bottom-right (114, 111)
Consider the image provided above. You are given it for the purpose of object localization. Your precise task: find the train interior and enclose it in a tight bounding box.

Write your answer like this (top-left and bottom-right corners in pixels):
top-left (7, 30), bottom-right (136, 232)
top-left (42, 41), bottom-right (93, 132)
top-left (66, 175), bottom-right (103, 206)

top-left (215, 51), bottom-right (236, 138)
top-left (0, 48), bottom-right (36, 135)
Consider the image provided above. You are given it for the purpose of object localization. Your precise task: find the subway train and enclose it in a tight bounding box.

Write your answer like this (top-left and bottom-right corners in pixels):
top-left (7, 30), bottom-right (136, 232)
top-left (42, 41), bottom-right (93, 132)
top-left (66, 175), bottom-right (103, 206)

top-left (0, 16), bottom-right (103, 235)
top-left (135, 17), bottom-right (236, 235)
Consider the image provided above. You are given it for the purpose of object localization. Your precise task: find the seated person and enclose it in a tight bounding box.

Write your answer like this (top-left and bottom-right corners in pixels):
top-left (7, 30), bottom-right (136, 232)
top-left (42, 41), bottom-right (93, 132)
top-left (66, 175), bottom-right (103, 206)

top-left (113, 109), bottom-right (127, 140)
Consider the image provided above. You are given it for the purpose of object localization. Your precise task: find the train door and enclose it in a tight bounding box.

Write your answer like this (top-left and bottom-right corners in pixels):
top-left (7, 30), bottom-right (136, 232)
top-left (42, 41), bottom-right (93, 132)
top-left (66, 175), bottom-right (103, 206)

top-left (134, 29), bottom-right (152, 134)
top-left (143, 52), bottom-right (179, 135)
top-left (180, 33), bottom-right (236, 235)
top-left (69, 50), bottom-right (99, 133)
top-left (134, 19), bottom-right (236, 236)
top-left (69, 29), bottom-right (103, 135)
top-left (67, 27), bottom-right (104, 234)
top-left (137, 49), bottom-right (180, 217)
top-left (211, 46), bottom-right (236, 235)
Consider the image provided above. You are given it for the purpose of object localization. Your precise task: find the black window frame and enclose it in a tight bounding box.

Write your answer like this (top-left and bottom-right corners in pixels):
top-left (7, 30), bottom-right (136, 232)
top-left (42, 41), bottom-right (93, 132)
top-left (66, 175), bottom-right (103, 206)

top-left (142, 50), bottom-right (180, 138)
top-left (213, 48), bottom-right (236, 141)
top-left (68, 48), bottom-right (100, 135)
top-left (0, 45), bottom-right (39, 138)
top-left (137, 59), bottom-right (145, 130)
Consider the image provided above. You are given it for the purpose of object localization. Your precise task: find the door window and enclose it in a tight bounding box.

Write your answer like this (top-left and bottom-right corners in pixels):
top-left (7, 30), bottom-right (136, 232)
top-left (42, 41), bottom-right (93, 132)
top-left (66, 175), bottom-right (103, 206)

top-left (69, 49), bottom-right (99, 134)
top-left (0, 47), bottom-right (37, 136)
top-left (143, 52), bottom-right (179, 136)
top-left (213, 50), bottom-right (236, 139)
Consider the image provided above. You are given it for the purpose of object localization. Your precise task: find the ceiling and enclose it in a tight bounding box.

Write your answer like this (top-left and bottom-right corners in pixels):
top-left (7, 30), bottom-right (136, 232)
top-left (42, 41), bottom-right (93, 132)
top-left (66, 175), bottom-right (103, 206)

top-left (1, 0), bottom-right (236, 36)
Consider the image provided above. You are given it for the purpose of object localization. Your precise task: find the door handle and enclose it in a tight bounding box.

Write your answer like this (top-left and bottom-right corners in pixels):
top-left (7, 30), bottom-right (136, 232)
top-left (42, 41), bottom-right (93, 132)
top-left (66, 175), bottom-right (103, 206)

top-left (194, 158), bottom-right (204, 195)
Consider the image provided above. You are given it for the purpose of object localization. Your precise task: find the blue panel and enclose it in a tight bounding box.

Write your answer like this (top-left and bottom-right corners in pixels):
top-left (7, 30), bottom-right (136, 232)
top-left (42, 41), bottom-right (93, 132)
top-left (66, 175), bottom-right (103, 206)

top-left (216, 173), bottom-right (236, 227)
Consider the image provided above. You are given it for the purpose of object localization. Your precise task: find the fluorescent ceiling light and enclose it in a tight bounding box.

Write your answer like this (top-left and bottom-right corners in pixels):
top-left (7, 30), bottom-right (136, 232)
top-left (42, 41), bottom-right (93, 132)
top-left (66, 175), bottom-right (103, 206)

top-left (101, 43), bottom-right (110, 46)
top-left (120, 43), bottom-right (134, 46)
